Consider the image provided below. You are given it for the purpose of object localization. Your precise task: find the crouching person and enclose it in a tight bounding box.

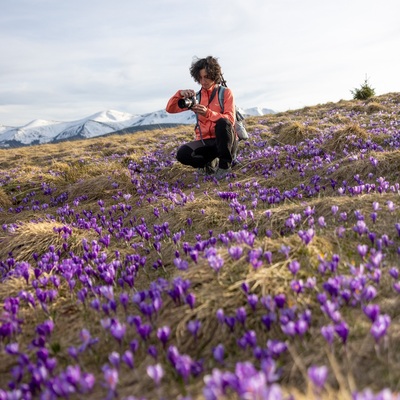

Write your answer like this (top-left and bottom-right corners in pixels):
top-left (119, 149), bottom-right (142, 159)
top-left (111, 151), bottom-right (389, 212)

top-left (166, 56), bottom-right (238, 179)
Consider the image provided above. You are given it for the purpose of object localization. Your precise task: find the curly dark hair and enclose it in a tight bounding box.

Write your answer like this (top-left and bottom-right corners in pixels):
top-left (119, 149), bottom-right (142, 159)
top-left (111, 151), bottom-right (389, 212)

top-left (190, 56), bottom-right (222, 84)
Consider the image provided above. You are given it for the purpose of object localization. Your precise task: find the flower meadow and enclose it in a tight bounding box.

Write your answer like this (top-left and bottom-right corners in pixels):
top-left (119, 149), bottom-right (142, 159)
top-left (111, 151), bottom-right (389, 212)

top-left (1, 93), bottom-right (400, 399)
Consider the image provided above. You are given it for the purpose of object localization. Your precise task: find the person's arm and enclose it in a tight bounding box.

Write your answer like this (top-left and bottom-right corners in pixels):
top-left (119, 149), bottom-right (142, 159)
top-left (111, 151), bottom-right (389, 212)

top-left (166, 90), bottom-right (196, 114)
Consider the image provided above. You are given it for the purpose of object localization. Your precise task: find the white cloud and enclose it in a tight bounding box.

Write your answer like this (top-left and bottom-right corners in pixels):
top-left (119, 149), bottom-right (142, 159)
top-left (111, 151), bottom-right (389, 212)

top-left (0, 0), bottom-right (399, 126)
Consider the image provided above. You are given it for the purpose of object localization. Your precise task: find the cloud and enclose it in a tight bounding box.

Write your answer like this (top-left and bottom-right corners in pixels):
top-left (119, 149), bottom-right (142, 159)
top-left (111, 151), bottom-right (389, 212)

top-left (0, 0), bottom-right (399, 126)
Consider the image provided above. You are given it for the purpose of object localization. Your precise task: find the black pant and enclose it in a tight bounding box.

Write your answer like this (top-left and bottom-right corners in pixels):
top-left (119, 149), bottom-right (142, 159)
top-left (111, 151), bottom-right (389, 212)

top-left (177, 118), bottom-right (237, 169)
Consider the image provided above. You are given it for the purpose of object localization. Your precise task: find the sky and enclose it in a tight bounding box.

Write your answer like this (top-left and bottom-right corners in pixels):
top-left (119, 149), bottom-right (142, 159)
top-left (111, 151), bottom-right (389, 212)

top-left (1, 0), bottom-right (399, 127)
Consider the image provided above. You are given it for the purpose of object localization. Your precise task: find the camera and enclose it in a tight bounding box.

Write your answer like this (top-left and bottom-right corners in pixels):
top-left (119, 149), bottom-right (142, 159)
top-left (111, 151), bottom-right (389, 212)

top-left (178, 96), bottom-right (198, 109)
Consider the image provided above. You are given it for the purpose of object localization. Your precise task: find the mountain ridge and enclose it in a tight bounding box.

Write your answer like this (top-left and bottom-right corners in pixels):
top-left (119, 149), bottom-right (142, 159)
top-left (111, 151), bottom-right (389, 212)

top-left (0, 106), bottom-right (275, 148)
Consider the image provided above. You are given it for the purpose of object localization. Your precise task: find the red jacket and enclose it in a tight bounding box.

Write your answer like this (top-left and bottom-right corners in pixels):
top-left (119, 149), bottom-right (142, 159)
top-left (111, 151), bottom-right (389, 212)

top-left (166, 84), bottom-right (235, 140)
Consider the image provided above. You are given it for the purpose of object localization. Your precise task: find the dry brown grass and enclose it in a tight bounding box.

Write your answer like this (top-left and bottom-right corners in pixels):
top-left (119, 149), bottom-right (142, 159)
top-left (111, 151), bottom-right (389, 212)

top-left (324, 123), bottom-right (369, 153)
top-left (1, 94), bottom-right (400, 398)
top-left (326, 149), bottom-right (400, 184)
top-left (271, 122), bottom-right (308, 146)
top-left (0, 187), bottom-right (11, 208)
top-left (0, 220), bottom-right (98, 261)
top-left (365, 101), bottom-right (388, 114)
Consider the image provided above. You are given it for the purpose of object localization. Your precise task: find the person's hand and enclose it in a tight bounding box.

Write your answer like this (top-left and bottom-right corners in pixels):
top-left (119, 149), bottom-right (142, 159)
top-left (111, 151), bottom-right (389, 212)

top-left (180, 89), bottom-right (196, 98)
top-left (191, 104), bottom-right (207, 116)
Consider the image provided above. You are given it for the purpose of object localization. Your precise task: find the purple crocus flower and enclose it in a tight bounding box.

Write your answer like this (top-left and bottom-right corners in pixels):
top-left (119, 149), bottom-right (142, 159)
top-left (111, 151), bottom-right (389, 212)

top-left (353, 220), bottom-right (368, 236)
top-left (122, 350), bottom-right (134, 369)
top-left (261, 312), bottom-right (277, 331)
top-left (318, 216), bottom-right (326, 227)
top-left (119, 292), bottom-right (130, 310)
top-left (203, 369), bottom-right (235, 400)
top-left (395, 223), bottom-right (400, 237)
top-left (213, 344), bottom-right (225, 364)
top-left (244, 330), bottom-right (257, 348)
top-left (386, 200), bottom-right (395, 211)
top-left (5, 342), bottom-right (19, 355)
top-left (274, 294), bottom-right (286, 309)
top-left (234, 362), bottom-right (279, 400)
top-left (290, 279), bottom-right (304, 294)
top-left (103, 367), bottom-right (118, 391)
top-left (187, 319), bottom-right (201, 338)
top-left (147, 363), bottom-right (164, 386)
top-left (137, 323), bottom-right (152, 341)
top-left (303, 206), bottom-right (315, 217)
top-left (264, 250), bottom-right (272, 264)
top-left (279, 244), bottom-right (291, 258)
top-left (174, 354), bottom-right (193, 382)
top-left (357, 244), bottom-right (368, 258)
top-left (216, 308), bottom-right (225, 324)
top-left (110, 320), bottom-right (126, 343)
top-left (389, 267), bottom-right (399, 279)
top-left (334, 321), bottom-right (349, 344)
top-left (321, 324), bottom-right (335, 346)
top-left (369, 251), bottom-right (383, 269)
top-left (236, 307), bottom-right (247, 326)
top-left (108, 351), bottom-right (120, 368)
top-left (189, 249), bottom-right (199, 263)
top-left (295, 319), bottom-right (309, 336)
top-left (36, 320), bottom-right (55, 337)
top-left (281, 321), bottom-right (296, 337)
top-left (308, 365), bottom-right (328, 389)
top-left (241, 282), bottom-right (250, 294)
top-left (260, 295), bottom-right (275, 311)
top-left (157, 326), bottom-right (171, 347)
top-left (298, 228), bottom-right (315, 245)
top-left (174, 257), bottom-right (189, 271)
top-left (336, 226), bottom-right (346, 237)
top-left (224, 316), bottom-right (236, 332)
top-left (186, 293), bottom-right (196, 309)
top-left (248, 248), bottom-right (263, 269)
top-left (393, 281), bottom-right (400, 293)
top-left (370, 314), bottom-right (391, 342)
top-left (229, 246), bottom-right (244, 260)
top-left (207, 254), bottom-right (224, 272)
top-left (167, 345), bottom-right (179, 366)
top-left (247, 294), bottom-right (258, 310)
top-left (363, 304), bottom-right (380, 323)
top-left (266, 339), bottom-right (288, 358)
top-left (288, 260), bottom-right (300, 275)
top-left (362, 285), bottom-right (377, 302)
top-left (148, 345), bottom-right (158, 359)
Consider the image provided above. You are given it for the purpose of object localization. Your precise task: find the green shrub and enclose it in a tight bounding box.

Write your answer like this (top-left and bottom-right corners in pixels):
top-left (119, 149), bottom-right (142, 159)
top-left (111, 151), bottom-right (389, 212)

top-left (351, 76), bottom-right (376, 100)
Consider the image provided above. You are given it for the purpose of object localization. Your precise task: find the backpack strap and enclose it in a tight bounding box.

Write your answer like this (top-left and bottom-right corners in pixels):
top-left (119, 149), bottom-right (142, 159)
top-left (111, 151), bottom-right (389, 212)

top-left (218, 86), bottom-right (225, 113)
top-left (195, 86), bottom-right (224, 143)
top-left (196, 87), bottom-right (220, 106)
top-left (195, 90), bottom-right (202, 141)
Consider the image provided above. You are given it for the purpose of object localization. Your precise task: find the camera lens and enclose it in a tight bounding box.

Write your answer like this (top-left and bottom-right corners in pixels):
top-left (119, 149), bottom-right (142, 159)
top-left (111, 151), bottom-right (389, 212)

top-left (178, 98), bottom-right (194, 109)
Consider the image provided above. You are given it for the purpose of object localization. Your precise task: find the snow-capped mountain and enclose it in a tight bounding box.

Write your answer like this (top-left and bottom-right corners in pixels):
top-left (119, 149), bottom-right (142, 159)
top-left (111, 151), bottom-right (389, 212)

top-left (0, 107), bottom-right (274, 148)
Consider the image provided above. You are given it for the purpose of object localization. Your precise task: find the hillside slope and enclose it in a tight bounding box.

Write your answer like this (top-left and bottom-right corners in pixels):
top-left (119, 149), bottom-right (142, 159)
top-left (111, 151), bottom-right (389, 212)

top-left (0, 93), bottom-right (400, 399)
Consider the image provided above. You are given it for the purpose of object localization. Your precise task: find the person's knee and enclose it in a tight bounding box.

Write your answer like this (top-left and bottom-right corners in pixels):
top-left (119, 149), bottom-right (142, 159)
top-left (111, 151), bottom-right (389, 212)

top-left (177, 144), bottom-right (192, 165)
top-left (176, 146), bottom-right (186, 163)
top-left (215, 118), bottom-right (232, 130)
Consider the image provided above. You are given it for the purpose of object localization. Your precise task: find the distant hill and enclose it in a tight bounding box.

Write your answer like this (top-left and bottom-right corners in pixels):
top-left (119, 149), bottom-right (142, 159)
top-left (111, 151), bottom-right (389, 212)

top-left (0, 106), bottom-right (275, 148)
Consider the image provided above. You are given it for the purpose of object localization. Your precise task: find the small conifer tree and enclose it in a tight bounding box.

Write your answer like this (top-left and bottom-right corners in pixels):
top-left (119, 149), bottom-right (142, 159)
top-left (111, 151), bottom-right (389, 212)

top-left (351, 76), bottom-right (376, 100)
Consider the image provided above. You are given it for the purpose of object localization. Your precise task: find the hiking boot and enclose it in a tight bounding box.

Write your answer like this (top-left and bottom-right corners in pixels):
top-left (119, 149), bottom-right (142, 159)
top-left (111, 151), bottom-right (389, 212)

top-left (198, 158), bottom-right (219, 176)
top-left (214, 167), bottom-right (231, 180)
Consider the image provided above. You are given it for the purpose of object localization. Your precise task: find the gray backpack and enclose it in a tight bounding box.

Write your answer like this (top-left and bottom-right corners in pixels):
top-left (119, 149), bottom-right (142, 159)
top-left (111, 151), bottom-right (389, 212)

top-left (217, 85), bottom-right (249, 141)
